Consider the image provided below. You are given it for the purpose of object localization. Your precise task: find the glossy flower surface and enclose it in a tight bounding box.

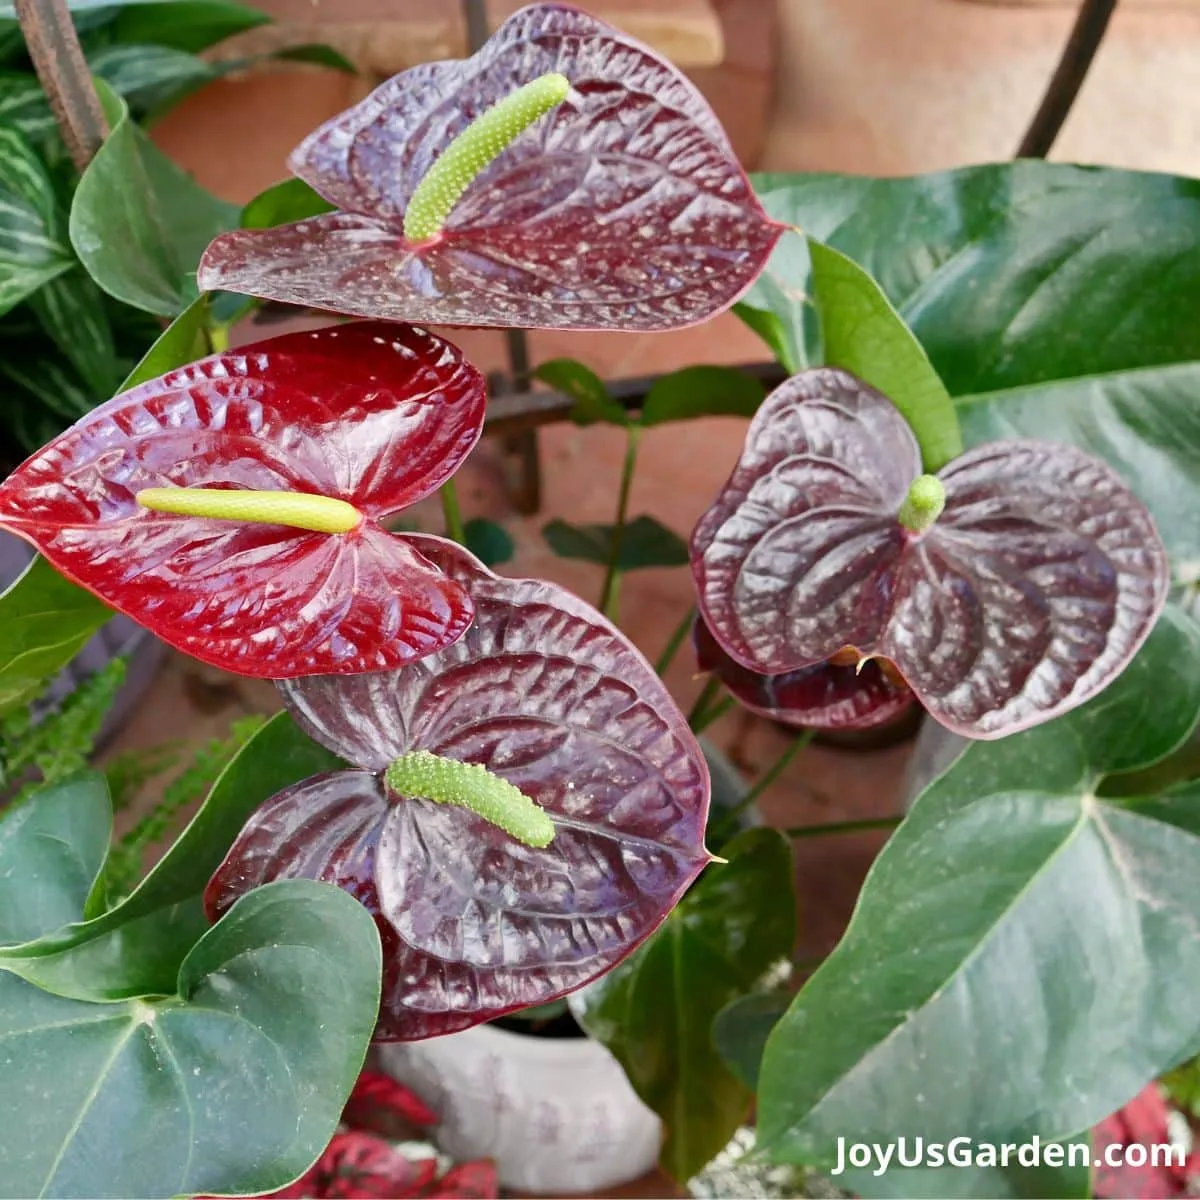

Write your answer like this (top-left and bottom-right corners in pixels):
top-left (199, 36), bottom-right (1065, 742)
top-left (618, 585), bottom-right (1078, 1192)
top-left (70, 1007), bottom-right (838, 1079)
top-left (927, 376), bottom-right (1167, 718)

top-left (0, 323), bottom-right (484, 678)
top-left (206, 537), bottom-right (712, 1039)
top-left (197, 3), bottom-right (783, 331)
top-left (691, 368), bottom-right (1169, 738)
top-left (693, 616), bottom-right (914, 731)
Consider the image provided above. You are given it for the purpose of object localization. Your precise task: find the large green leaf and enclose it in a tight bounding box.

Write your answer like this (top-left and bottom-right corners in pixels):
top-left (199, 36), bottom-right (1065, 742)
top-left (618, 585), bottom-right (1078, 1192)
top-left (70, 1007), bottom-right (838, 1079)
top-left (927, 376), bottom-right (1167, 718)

top-left (542, 514), bottom-right (689, 570)
top-left (0, 554), bottom-right (111, 717)
top-left (117, 292), bottom-right (209, 391)
top-left (88, 42), bottom-right (216, 116)
top-left (69, 79), bottom-right (237, 316)
top-left (746, 164), bottom-right (1200, 396)
top-left (0, 72), bottom-right (56, 139)
top-left (0, 711), bottom-right (344, 999)
top-left (572, 828), bottom-right (795, 1182)
top-left (757, 608), bottom-right (1200, 1174)
top-left (0, 126), bottom-right (73, 316)
top-left (957, 364), bottom-right (1200, 570)
top-left (0, 878), bottom-right (381, 1200)
top-left (241, 177), bottom-right (335, 231)
top-left (808, 237), bottom-right (961, 470)
top-left (0, 774), bottom-right (110, 946)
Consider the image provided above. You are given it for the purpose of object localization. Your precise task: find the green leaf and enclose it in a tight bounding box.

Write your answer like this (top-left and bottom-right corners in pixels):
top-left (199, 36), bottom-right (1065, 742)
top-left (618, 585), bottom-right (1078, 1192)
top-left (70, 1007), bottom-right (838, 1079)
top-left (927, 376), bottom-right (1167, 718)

top-left (757, 607), bottom-right (1200, 1166)
top-left (0, 71), bottom-right (55, 139)
top-left (241, 177), bottom-right (335, 230)
top-left (0, 126), bottom-right (74, 316)
top-left (117, 292), bottom-right (208, 391)
top-left (533, 357), bottom-right (627, 426)
top-left (0, 352), bottom-right (97, 423)
top-left (0, 711), bottom-right (344, 999)
top-left (808, 237), bottom-right (962, 471)
top-left (572, 828), bottom-right (795, 1182)
top-left (463, 517), bottom-right (514, 567)
top-left (957, 363), bottom-right (1200, 569)
top-left (0, 0), bottom-right (208, 11)
top-left (0, 554), bottom-right (111, 717)
top-left (748, 165), bottom-right (1200, 396)
top-left (109, 0), bottom-right (271, 54)
top-left (712, 991), bottom-right (790, 1090)
top-left (543, 514), bottom-right (688, 570)
top-left (69, 79), bottom-right (238, 316)
top-left (273, 43), bottom-right (357, 74)
top-left (0, 879), bottom-right (381, 1200)
top-left (28, 267), bottom-right (119, 395)
top-left (0, 773), bottom-right (110, 946)
top-left (640, 365), bottom-right (764, 426)
top-left (88, 42), bottom-right (216, 116)
top-left (733, 224), bottom-right (815, 373)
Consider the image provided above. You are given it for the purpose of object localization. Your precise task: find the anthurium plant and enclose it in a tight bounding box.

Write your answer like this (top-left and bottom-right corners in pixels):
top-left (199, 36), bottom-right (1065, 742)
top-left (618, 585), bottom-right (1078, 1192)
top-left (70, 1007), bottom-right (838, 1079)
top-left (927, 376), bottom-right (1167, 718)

top-left (0, 2), bottom-right (1196, 1198)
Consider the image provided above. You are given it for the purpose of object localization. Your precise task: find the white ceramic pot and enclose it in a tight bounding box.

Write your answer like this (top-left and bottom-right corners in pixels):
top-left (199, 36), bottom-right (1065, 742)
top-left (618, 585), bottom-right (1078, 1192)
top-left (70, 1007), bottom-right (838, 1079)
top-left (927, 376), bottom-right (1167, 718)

top-left (377, 1023), bottom-right (662, 1194)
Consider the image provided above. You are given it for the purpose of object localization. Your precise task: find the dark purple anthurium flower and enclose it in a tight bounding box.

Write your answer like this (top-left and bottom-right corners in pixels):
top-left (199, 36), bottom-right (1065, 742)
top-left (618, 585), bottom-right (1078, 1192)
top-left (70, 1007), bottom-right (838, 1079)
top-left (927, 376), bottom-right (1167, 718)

top-left (196, 3), bottom-right (783, 332)
top-left (0, 323), bottom-right (485, 679)
top-left (205, 536), bottom-right (713, 1040)
top-left (693, 615), bottom-right (915, 731)
top-left (690, 368), bottom-right (1170, 739)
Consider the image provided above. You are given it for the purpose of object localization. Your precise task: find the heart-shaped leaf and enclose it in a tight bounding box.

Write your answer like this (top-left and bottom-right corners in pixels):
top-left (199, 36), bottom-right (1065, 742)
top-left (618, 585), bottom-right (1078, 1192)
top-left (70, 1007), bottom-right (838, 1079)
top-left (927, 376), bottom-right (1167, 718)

top-left (70, 79), bottom-right (238, 316)
top-left (640, 366), bottom-right (766, 427)
top-left (196, 3), bottom-right (783, 332)
top-left (690, 368), bottom-right (1169, 738)
top-left (533, 358), bottom-right (626, 427)
top-left (0, 879), bottom-right (381, 1200)
top-left (0, 322), bottom-right (484, 678)
top-left (206, 536), bottom-right (712, 1039)
top-left (571, 828), bottom-right (794, 1182)
top-left (0, 774), bottom-right (110, 946)
top-left (756, 607), bottom-right (1200, 1167)
top-left (0, 553), bottom-right (111, 716)
top-left (241, 177), bottom-right (336, 231)
top-left (107, 1), bottom-right (271, 54)
top-left (693, 616), bottom-right (914, 731)
top-left (0, 713), bottom-right (343, 1000)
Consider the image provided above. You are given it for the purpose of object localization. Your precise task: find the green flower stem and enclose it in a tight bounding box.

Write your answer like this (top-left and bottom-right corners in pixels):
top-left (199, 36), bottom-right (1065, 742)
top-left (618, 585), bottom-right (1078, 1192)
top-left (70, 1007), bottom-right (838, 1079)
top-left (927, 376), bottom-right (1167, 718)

top-left (600, 423), bottom-right (640, 622)
top-left (654, 605), bottom-right (697, 677)
top-left (897, 474), bottom-right (946, 534)
top-left (136, 487), bottom-right (362, 534)
top-left (385, 749), bottom-right (555, 849)
top-left (403, 72), bottom-right (571, 244)
top-left (687, 675), bottom-right (723, 731)
top-left (691, 694), bottom-right (734, 736)
top-left (440, 479), bottom-right (465, 544)
top-left (714, 729), bottom-right (816, 840)
top-left (785, 814), bottom-right (903, 839)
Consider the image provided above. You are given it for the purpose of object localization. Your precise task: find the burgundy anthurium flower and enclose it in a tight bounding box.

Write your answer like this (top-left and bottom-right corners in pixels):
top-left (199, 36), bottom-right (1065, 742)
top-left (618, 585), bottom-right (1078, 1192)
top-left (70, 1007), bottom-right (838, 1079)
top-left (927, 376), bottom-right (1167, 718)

top-left (206, 536), bottom-right (712, 1040)
top-left (693, 615), bottom-right (915, 731)
top-left (691, 368), bottom-right (1169, 739)
top-left (196, 3), bottom-right (784, 332)
top-left (0, 323), bottom-right (485, 678)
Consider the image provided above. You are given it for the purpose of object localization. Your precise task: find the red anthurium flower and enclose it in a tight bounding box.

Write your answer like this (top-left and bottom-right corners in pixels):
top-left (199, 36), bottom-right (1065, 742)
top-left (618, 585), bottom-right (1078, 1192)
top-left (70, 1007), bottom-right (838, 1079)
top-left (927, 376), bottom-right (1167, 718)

top-left (205, 536), bottom-right (713, 1039)
top-left (693, 615), bottom-right (915, 731)
top-left (197, 3), bottom-right (784, 332)
top-left (691, 368), bottom-right (1169, 739)
top-left (0, 323), bottom-right (485, 678)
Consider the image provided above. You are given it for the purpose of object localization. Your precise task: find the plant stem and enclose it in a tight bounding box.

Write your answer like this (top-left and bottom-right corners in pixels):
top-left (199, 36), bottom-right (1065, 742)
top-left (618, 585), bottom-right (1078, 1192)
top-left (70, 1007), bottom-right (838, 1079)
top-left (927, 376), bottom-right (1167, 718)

top-left (14, 0), bottom-right (109, 172)
top-left (692, 695), bottom-right (734, 736)
top-left (687, 675), bottom-right (722, 730)
top-left (785, 814), bottom-right (903, 839)
top-left (1016, 0), bottom-right (1117, 158)
top-left (716, 729), bottom-right (816, 837)
top-left (207, 323), bottom-right (230, 354)
top-left (599, 423), bottom-right (640, 621)
top-left (440, 479), bottom-right (465, 544)
top-left (654, 606), bottom-right (696, 677)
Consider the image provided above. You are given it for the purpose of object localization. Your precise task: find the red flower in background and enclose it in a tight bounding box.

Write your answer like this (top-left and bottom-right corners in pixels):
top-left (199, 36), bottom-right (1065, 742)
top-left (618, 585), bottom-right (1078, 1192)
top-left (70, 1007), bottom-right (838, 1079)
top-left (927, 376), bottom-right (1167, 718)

top-left (1092, 1084), bottom-right (1200, 1199)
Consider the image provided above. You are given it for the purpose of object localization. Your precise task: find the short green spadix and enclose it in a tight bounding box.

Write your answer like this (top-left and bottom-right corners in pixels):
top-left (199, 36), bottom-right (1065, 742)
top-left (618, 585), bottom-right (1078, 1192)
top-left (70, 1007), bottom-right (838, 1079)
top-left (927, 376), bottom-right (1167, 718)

top-left (385, 749), bottom-right (556, 849)
top-left (402, 71), bottom-right (571, 245)
top-left (136, 487), bottom-right (362, 534)
top-left (896, 474), bottom-right (946, 534)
